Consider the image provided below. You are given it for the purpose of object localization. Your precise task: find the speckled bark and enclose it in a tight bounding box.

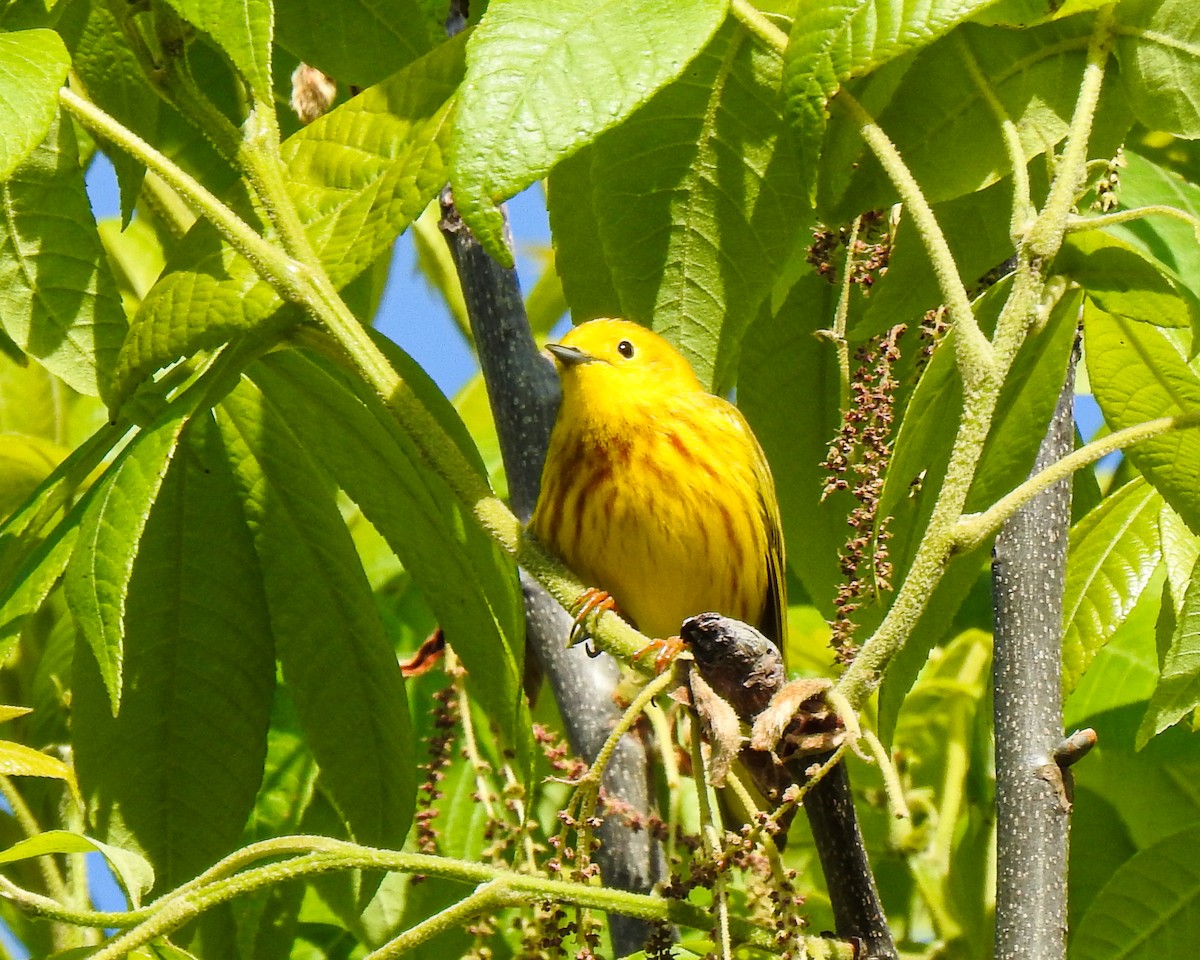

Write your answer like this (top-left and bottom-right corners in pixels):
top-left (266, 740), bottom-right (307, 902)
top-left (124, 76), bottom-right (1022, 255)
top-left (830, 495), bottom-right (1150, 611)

top-left (439, 195), bottom-right (661, 955)
top-left (992, 350), bottom-right (1077, 960)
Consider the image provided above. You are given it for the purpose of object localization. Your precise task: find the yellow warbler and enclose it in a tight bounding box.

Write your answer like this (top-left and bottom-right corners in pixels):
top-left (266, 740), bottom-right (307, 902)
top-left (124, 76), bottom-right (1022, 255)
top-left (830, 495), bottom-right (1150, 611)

top-left (531, 318), bottom-right (786, 658)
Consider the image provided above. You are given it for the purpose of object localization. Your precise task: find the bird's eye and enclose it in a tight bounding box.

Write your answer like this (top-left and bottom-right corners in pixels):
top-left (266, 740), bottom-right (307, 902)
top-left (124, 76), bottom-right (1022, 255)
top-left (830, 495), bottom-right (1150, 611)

top-left (617, 339), bottom-right (635, 359)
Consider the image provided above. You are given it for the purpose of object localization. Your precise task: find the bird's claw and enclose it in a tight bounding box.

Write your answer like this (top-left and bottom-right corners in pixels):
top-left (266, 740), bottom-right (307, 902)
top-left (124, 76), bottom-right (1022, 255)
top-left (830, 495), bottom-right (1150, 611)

top-left (634, 635), bottom-right (686, 674)
top-left (568, 588), bottom-right (617, 647)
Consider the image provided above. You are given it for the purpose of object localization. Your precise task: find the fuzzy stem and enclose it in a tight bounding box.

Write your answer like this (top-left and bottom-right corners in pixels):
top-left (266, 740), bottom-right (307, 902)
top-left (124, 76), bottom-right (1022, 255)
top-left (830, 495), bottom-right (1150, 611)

top-left (834, 89), bottom-right (993, 388)
top-left (1065, 205), bottom-right (1200, 234)
top-left (1025, 5), bottom-right (1117, 261)
top-left (834, 9), bottom-right (1115, 709)
top-left (364, 881), bottom-right (522, 959)
top-left (954, 33), bottom-right (1034, 240)
top-left (77, 845), bottom-right (799, 958)
top-left (958, 411), bottom-right (1200, 548)
top-left (729, 0), bottom-right (789, 50)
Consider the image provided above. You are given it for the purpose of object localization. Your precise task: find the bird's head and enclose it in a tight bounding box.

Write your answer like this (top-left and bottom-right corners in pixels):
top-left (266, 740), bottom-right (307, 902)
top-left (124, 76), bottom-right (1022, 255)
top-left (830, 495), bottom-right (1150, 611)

top-left (545, 319), bottom-right (703, 401)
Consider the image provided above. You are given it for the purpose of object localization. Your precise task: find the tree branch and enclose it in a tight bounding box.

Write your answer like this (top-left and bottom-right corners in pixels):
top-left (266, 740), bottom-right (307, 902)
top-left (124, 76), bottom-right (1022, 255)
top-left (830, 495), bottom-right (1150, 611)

top-left (438, 193), bottom-right (663, 957)
top-left (992, 347), bottom-right (1077, 960)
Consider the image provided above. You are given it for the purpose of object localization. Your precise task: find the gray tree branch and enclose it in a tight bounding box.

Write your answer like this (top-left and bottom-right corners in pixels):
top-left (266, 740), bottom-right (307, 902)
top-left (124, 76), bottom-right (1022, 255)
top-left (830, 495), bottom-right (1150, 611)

top-left (438, 193), bottom-right (661, 956)
top-left (992, 344), bottom-right (1078, 960)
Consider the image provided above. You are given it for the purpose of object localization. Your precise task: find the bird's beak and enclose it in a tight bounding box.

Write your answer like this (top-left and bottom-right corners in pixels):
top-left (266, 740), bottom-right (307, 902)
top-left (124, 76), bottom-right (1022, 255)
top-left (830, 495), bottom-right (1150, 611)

top-left (546, 343), bottom-right (597, 367)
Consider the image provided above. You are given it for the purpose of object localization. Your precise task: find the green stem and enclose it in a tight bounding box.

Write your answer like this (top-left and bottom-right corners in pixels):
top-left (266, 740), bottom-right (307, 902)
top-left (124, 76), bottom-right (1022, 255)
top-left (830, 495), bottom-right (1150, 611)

top-left (835, 9), bottom-right (1115, 708)
top-left (1025, 5), bottom-right (1117, 261)
top-left (86, 846), bottom-right (791, 958)
top-left (834, 89), bottom-right (993, 390)
top-left (366, 881), bottom-right (521, 959)
top-left (59, 88), bottom-right (309, 309)
top-left (954, 33), bottom-right (1034, 241)
top-left (0, 875), bottom-right (146, 928)
top-left (1066, 204), bottom-right (1200, 235)
top-left (729, 0), bottom-right (788, 51)
top-left (957, 411), bottom-right (1200, 548)
top-left (833, 216), bottom-right (860, 410)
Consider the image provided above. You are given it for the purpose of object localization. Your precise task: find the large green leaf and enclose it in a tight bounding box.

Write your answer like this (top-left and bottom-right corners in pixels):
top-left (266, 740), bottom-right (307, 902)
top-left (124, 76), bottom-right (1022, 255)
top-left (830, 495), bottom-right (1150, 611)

top-left (115, 33), bottom-right (467, 406)
top-left (1057, 230), bottom-right (1191, 328)
top-left (817, 16), bottom-right (1131, 222)
top-left (217, 380), bottom-right (415, 853)
top-left (1137, 552), bottom-right (1200, 747)
top-left (545, 149), bottom-right (624, 326)
top-left (783, 0), bottom-right (1005, 199)
top-left (449, 0), bottom-right (727, 263)
top-left (739, 273), bottom-right (849, 619)
top-left (1084, 301), bottom-right (1200, 532)
top-left (1061, 478), bottom-right (1163, 696)
top-left (275, 0), bottom-right (441, 88)
top-left (582, 16), bottom-right (809, 391)
top-left (63, 413), bottom-right (190, 712)
top-left (0, 113), bottom-right (127, 401)
top-left (246, 349), bottom-right (529, 780)
top-left (73, 418), bottom-right (276, 892)
top-left (1114, 0), bottom-right (1200, 138)
top-left (1071, 824), bottom-right (1200, 960)
top-left (160, 0), bottom-right (274, 100)
top-left (1102, 150), bottom-right (1200, 312)
top-left (0, 29), bottom-right (69, 182)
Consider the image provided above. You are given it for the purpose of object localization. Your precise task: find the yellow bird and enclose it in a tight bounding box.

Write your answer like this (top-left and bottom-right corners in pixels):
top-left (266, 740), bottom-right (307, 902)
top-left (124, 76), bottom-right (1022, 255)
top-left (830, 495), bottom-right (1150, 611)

top-left (531, 318), bottom-right (786, 659)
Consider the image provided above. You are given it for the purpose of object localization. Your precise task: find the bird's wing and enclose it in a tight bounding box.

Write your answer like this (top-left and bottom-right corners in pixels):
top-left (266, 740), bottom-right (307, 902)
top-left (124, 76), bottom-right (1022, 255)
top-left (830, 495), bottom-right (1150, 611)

top-left (757, 454), bottom-right (788, 657)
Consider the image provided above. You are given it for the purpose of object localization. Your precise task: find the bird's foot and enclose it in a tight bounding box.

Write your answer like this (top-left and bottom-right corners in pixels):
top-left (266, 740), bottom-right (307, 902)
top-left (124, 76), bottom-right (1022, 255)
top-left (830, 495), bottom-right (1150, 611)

top-left (568, 588), bottom-right (618, 649)
top-left (634, 635), bottom-right (686, 674)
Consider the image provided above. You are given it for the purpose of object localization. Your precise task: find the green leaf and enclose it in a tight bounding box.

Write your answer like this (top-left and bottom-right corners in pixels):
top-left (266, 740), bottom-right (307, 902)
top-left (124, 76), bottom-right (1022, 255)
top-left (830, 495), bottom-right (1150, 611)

top-left (0, 113), bottom-right (127, 402)
top-left (1058, 231), bottom-right (1191, 328)
top-left (449, 0), bottom-right (727, 264)
top-left (1084, 301), bottom-right (1200, 532)
top-left (1062, 478), bottom-right (1163, 696)
top-left (246, 349), bottom-right (530, 781)
top-left (73, 417), bottom-right (276, 892)
top-left (585, 17), bottom-right (810, 391)
top-left (0, 830), bottom-right (154, 907)
top-left (1102, 151), bottom-right (1200, 313)
top-left (64, 413), bottom-right (190, 713)
top-left (546, 148), bottom-right (624, 324)
top-left (217, 379), bottom-right (415, 853)
top-left (275, 0), bottom-right (441, 87)
top-left (116, 33), bottom-right (466, 404)
top-left (783, 0), bottom-right (1003, 199)
top-left (1114, 0), bottom-right (1200, 138)
top-left (1071, 824), bottom-right (1200, 960)
top-left (1065, 568), bottom-right (1163, 725)
top-left (1068, 787), bottom-right (1138, 931)
top-left (1160, 503), bottom-right (1199, 618)
top-left (1137, 552), bottom-right (1200, 746)
top-left (56, 0), bottom-right (237, 221)
top-left (0, 434), bottom-right (64, 517)
top-left (0, 739), bottom-right (75, 789)
top-left (739, 273), bottom-right (848, 618)
top-left (967, 288), bottom-right (1081, 509)
top-left (817, 17), bottom-right (1131, 221)
top-left (0, 29), bottom-right (69, 182)
top-left (160, 0), bottom-right (274, 101)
